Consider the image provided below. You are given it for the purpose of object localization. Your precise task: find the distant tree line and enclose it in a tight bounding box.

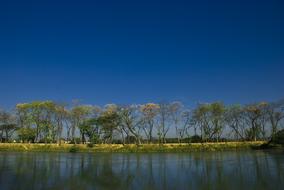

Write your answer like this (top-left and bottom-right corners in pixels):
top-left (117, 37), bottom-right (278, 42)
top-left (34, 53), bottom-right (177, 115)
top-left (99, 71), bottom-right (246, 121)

top-left (0, 99), bottom-right (284, 144)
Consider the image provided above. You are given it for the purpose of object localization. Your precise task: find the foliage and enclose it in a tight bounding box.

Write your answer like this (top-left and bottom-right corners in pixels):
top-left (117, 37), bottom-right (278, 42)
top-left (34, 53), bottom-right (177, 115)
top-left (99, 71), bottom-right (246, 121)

top-left (17, 128), bottom-right (36, 142)
top-left (0, 99), bottom-right (283, 145)
top-left (271, 129), bottom-right (284, 145)
top-left (189, 135), bottom-right (203, 143)
top-left (0, 110), bottom-right (17, 142)
top-left (69, 145), bottom-right (79, 153)
top-left (97, 108), bottom-right (121, 143)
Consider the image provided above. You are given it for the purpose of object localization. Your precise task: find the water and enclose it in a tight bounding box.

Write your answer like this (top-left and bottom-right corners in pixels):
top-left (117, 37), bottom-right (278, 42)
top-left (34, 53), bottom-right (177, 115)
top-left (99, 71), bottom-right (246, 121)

top-left (0, 151), bottom-right (283, 190)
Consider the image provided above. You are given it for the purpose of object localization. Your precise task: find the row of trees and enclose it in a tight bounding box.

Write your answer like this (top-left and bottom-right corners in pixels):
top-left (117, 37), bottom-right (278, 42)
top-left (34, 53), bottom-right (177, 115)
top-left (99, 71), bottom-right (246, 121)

top-left (0, 100), bottom-right (283, 144)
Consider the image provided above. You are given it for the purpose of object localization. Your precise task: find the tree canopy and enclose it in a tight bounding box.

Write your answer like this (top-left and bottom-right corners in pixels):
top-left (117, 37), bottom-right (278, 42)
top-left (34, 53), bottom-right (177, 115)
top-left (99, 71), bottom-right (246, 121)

top-left (0, 99), bottom-right (283, 144)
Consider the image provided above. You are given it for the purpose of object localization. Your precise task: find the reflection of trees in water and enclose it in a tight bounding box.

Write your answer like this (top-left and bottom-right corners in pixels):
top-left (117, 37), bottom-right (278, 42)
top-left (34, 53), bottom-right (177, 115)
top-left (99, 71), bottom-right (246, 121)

top-left (188, 151), bottom-right (284, 190)
top-left (272, 151), bottom-right (284, 179)
top-left (0, 151), bottom-right (284, 190)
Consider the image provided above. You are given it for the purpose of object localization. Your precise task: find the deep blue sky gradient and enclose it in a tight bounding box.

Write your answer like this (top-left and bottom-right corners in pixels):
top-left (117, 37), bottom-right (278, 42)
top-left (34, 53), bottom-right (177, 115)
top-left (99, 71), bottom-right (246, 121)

top-left (0, 0), bottom-right (284, 109)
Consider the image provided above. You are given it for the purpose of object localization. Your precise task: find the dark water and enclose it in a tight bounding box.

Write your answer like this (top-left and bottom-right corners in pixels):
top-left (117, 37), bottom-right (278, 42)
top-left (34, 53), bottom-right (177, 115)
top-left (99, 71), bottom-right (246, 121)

top-left (0, 151), bottom-right (284, 190)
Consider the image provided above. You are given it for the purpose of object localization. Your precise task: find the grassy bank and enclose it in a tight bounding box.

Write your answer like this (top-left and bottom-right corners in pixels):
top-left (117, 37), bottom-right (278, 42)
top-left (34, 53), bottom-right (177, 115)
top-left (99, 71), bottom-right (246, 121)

top-left (0, 142), bottom-right (266, 153)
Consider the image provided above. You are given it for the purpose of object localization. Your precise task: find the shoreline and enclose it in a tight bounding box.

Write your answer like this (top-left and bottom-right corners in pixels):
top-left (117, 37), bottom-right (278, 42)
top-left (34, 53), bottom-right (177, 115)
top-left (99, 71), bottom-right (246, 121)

top-left (0, 142), bottom-right (268, 153)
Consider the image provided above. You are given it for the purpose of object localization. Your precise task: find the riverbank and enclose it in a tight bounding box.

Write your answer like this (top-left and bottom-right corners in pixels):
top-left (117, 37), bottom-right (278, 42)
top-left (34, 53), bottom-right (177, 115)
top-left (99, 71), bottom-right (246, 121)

top-left (0, 142), bottom-right (267, 153)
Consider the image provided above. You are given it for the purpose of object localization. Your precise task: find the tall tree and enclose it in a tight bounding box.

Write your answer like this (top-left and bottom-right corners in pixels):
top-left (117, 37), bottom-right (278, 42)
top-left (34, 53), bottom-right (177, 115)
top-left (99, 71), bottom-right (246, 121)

top-left (97, 104), bottom-right (120, 144)
top-left (209, 102), bottom-right (225, 142)
top-left (0, 110), bottom-right (17, 142)
top-left (140, 103), bottom-right (159, 143)
top-left (119, 105), bottom-right (143, 145)
top-left (225, 105), bottom-right (246, 140)
top-left (79, 118), bottom-right (101, 144)
top-left (157, 102), bottom-right (171, 144)
top-left (266, 101), bottom-right (284, 139)
top-left (70, 105), bottom-right (94, 144)
top-left (169, 102), bottom-right (183, 143)
top-left (191, 104), bottom-right (211, 141)
top-left (54, 102), bottom-right (69, 145)
top-left (244, 103), bottom-right (267, 141)
top-left (16, 101), bottom-right (56, 143)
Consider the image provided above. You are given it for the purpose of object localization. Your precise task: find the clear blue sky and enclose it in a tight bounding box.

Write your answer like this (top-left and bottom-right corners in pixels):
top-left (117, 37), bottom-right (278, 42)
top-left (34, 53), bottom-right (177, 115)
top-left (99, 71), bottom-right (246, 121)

top-left (0, 0), bottom-right (283, 109)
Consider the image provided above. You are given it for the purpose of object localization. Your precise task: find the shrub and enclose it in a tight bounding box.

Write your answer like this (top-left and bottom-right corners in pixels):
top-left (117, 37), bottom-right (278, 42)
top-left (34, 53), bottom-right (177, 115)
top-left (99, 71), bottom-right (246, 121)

top-left (87, 143), bottom-right (94, 148)
top-left (190, 135), bottom-right (202, 143)
top-left (271, 129), bottom-right (284, 145)
top-left (17, 128), bottom-right (36, 143)
top-left (69, 146), bottom-right (79, 153)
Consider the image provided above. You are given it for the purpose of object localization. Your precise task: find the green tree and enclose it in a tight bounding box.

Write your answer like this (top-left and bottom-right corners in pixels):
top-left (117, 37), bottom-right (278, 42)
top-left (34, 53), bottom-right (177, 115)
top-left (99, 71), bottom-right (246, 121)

top-left (169, 102), bottom-right (184, 143)
top-left (140, 103), bottom-right (159, 143)
top-left (79, 118), bottom-right (101, 144)
top-left (54, 103), bottom-right (69, 145)
top-left (70, 105), bottom-right (95, 144)
top-left (225, 105), bottom-right (246, 140)
top-left (16, 101), bottom-right (56, 143)
top-left (191, 104), bottom-right (211, 141)
top-left (244, 103), bottom-right (268, 141)
top-left (97, 105), bottom-right (121, 144)
top-left (17, 127), bottom-right (36, 142)
top-left (118, 105), bottom-right (143, 145)
top-left (157, 102), bottom-right (171, 144)
top-left (209, 102), bottom-right (225, 142)
top-left (0, 110), bottom-right (17, 142)
top-left (266, 102), bottom-right (284, 139)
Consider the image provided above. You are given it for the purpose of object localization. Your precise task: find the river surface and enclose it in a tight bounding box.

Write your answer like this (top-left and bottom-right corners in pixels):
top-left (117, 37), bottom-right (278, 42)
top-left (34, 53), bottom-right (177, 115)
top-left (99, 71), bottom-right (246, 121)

top-left (0, 151), bottom-right (283, 190)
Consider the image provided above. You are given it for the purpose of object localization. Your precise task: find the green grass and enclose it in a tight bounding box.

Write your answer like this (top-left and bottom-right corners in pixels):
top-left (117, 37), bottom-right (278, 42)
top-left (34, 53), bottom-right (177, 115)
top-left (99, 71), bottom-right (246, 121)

top-left (0, 141), bottom-right (266, 153)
